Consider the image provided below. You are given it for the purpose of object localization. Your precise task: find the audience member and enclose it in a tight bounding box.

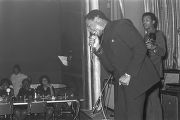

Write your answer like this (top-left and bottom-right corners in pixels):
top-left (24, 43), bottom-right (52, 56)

top-left (14, 78), bottom-right (34, 120)
top-left (0, 78), bottom-right (14, 101)
top-left (36, 75), bottom-right (55, 120)
top-left (10, 64), bottom-right (28, 97)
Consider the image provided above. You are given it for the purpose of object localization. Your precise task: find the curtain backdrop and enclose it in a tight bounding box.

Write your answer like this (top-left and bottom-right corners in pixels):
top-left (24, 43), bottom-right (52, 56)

top-left (144, 0), bottom-right (180, 70)
top-left (110, 0), bottom-right (125, 20)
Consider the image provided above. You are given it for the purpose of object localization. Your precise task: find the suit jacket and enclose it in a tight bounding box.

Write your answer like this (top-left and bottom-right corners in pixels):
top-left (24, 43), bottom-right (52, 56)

top-left (96, 19), bottom-right (160, 99)
top-left (144, 30), bottom-right (166, 78)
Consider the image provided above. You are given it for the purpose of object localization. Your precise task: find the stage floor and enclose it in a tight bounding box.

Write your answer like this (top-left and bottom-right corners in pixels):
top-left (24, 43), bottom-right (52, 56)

top-left (80, 109), bottom-right (114, 120)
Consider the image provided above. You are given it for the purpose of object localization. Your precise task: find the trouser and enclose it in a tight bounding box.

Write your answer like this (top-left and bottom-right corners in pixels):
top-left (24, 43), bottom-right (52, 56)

top-left (145, 82), bottom-right (163, 120)
top-left (114, 84), bottom-right (145, 120)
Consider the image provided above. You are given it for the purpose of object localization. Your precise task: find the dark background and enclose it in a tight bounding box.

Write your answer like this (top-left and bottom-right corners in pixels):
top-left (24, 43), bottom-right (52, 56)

top-left (0, 0), bottom-right (83, 98)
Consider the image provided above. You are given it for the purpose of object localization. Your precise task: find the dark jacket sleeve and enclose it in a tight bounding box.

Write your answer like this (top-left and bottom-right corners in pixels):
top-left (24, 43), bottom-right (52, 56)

top-left (36, 86), bottom-right (42, 95)
top-left (155, 31), bottom-right (166, 56)
top-left (30, 88), bottom-right (35, 98)
top-left (112, 20), bottom-right (147, 78)
top-left (94, 47), bottom-right (114, 74)
top-left (10, 88), bottom-right (14, 97)
top-left (51, 86), bottom-right (55, 96)
top-left (17, 88), bottom-right (23, 97)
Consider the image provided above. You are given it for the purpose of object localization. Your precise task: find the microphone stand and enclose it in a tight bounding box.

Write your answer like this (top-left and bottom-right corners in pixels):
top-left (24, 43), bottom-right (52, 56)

top-left (92, 74), bottom-right (113, 114)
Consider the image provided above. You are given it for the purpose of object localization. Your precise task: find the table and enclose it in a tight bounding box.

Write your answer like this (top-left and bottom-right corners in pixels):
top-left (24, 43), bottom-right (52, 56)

top-left (30, 84), bottom-right (67, 89)
top-left (2, 98), bottom-right (80, 120)
top-left (13, 102), bottom-right (28, 106)
top-left (12, 98), bottom-right (79, 104)
top-left (46, 99), bottom-right (78, 103)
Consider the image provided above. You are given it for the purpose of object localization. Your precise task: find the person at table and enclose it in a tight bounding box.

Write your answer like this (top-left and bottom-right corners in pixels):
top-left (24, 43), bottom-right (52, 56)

top-left (14, 78), bottom-right (34, 120)
top-left (36, 75), bottom-right (55, 120)
top-left (10, 64), bottom-right (28, 97)
top-left (0, 78), bottom-right (14, 101)
top-left (36, 75), bottom-right (55, 99)
top-left (17, 78), bottom-right (34, 100)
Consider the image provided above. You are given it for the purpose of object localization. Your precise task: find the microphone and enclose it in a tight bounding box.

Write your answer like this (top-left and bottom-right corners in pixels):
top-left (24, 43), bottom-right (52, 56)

top-left (89, 34), bottom-right (96, 60)
top-left (92, 74), bottom-right (113, 114)
top-left (90, 45), bottom-right (94, 60)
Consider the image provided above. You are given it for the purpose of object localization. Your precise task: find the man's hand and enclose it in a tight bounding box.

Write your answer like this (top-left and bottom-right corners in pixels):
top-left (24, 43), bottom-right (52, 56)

top-left (89, 35), bottom-right (100, 51)
top-left (145, 42), bottom-right (157, 50)
top-left (119, 73), bottom-right (131, 86)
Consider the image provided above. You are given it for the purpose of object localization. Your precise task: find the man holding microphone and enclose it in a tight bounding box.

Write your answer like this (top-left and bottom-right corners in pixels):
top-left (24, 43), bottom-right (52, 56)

top-left (85, 10), bottom-right (160, 120)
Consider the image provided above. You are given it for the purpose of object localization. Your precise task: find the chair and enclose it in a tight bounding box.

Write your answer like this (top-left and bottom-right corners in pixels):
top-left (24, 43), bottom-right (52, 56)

top-left (53, 101), bottom-right (80, 120)
top-left (29, 101), bottom-right (46, 120)
top-left (0, 103), bottom-right (12, 120)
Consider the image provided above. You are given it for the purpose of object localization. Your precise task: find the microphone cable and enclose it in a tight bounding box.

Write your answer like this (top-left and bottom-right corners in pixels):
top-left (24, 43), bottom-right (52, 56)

top-left (101, 74), bottom-right (114, 120)
top-left (104, 77), bottom-right (113, 112)
top-left (92, 74), bottom-right (113, 119)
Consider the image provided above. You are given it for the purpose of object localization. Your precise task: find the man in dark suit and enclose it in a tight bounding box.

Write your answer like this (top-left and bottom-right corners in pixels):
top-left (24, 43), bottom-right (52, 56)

top-left (85, 10), bottom-right (160, 120)
top-left (142, 12), bottom-right (166, 120)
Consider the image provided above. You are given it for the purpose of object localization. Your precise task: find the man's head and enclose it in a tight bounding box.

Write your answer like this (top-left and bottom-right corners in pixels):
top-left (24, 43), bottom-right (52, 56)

top-left (22, 78), bottom-right (31, 90)
top-left (85, 10), bottom-right (109, 37)
top-left (39, 75), bottom-right (50, 86)
top-left (142, 12), bottom-right (158, 30)
top-left (0, 78), bottom-right (11, 90)
top-left (13, 64), bottom-right (21, 75)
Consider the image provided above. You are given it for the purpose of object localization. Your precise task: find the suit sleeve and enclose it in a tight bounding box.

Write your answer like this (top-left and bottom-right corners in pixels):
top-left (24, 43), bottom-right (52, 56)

top-left (112, 21), bottom-right (147, 78)
top-left (94, 47), bottom-right (114, 74)
top-left (155, 31), bottom-right (166, 56)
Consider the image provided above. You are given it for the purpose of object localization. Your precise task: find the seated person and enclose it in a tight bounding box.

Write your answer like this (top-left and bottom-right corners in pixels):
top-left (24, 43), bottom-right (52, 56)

top-left (17, 78), bottom-right (34, 100)
top-left (0, 79), bottom-right (14, 120)
top-left (0, 78), bottom-right (14, 102)
top-left (36, 75), bottom-right (55, 120)
top-left (14, 78), bottom-right (34, 120)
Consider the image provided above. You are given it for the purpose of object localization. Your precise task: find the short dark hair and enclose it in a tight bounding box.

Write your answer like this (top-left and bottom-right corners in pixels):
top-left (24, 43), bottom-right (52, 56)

top-left (13, 64), bottom-right (21, 71)
top-left (22, 78), bottom-right (31, 85)
top-left (142, 12), bottom-right (158, 29)
top-left (39, 75), bottom-right (50, 85)
top-left (85, 9), bottom-right (109, 21)
top-left (0, 78), bottom-right (12, 86)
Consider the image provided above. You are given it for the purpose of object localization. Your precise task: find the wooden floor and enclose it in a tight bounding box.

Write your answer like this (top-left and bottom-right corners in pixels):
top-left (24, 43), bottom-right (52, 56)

top-left (0, 109), bottom-right (114, 120)
top-left (80, 109), bottom-right (114, 120)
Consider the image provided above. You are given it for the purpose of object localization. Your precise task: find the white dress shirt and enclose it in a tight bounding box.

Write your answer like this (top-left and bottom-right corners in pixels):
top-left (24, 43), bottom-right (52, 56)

top-left (10, 73), bottom-right (28, 96)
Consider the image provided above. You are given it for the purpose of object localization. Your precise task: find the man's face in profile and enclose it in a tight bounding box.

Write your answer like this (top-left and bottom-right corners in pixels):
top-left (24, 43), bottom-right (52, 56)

top-left (86, 17), bottom-right (104, 37)
top-left (142, 15), bottom-right (155, 30)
